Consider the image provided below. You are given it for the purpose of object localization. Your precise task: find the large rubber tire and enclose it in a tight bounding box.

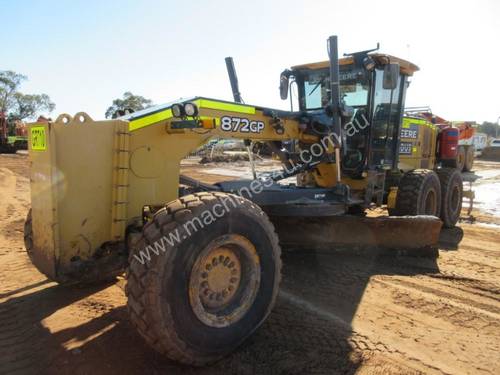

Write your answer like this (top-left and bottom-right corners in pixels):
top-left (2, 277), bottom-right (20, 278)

top-left (441, 158), bottom-right (458, 169)
top-left (392, 169), bottom-right (442, 217)
top-left (437, 168), bottom-right (463, 228)
top-left (23, 209), bottom-right (35, 265)
top-left (126, 192), bottom-right (281, 365)
top-left (464, 146), bottom-right (474, 172)
top-left (456, 146), bottom-right (466, 171)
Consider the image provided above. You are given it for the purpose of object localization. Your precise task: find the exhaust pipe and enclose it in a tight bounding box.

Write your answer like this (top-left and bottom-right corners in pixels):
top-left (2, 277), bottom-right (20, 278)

top-left (328, 35), bottom-right (342, 183)
top-left (225, 57), bottom-right (243, 103)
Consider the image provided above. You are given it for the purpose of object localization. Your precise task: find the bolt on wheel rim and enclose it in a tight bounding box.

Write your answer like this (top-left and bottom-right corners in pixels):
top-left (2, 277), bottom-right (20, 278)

top-left (189, 234), bottom-right (261, 328)
top-left (199, 247), bottom-right (241, 308)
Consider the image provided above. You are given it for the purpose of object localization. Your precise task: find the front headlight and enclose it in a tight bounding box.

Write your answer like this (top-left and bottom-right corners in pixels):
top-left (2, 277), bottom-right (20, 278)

top-left (184, 102), bottom-right (199, 117)
top-left (172, 103), bottom-right (185, 118)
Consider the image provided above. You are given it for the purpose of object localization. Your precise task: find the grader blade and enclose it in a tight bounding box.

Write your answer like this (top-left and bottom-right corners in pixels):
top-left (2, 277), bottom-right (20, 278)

top-left (272, 215), bottom-right (442, 257)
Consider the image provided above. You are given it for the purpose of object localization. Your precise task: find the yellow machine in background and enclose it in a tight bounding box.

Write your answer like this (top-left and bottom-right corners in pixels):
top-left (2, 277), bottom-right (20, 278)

top-left (25, 35), bottom-right (460, 365)
top-left (398, 117), bottom-right (439, 170)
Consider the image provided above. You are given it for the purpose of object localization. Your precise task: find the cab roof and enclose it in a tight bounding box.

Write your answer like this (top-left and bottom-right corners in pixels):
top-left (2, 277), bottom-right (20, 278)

top-left (291, 53), bottom-right (419, 76)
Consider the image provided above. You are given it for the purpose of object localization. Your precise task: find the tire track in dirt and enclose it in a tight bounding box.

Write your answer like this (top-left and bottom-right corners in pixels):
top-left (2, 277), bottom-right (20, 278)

top-left (279, 289), bottom-right (451, 375)
top-left (426, 274), bottom-right (500, 300)
top-left (375, 277), bottom-right (500, 324)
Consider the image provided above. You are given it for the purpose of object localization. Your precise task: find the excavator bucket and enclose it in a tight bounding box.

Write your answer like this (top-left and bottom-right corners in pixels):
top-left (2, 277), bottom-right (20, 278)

top-left (272, 215), bottom-right (443, 257)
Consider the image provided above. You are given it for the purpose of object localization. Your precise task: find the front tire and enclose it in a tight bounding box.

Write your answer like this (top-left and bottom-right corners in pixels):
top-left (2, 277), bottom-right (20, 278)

top-left (126, 192), bottom-right (281, 365)
top-left (392, 169), bottom-right (442, 217)
top-left (456, 146), bottom-right (466, 171)
top-left (464, 146), bottom-right (474, 172)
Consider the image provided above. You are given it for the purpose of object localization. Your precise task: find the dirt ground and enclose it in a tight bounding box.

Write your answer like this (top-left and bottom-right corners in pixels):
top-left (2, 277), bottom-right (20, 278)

top-left (1, 153), bottom-right (499, 375)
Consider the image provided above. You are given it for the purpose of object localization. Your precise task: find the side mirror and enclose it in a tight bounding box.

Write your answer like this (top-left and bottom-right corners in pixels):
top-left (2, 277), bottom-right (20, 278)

top-left (279, 70), bottom-right (290, 100)
top-left (383, 63), bottom-right (400, 90)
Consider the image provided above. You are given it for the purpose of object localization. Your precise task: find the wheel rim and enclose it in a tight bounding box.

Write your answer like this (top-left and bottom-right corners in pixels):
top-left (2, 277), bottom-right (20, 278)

top-left (424, 189), bottom-right (437, 215)
top-left (189, 234), bottom-right (261, 328)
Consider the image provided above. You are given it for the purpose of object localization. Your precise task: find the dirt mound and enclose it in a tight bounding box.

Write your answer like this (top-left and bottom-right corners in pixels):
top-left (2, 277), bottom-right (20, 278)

top-left (0, 167), bottom-right (15, 189)
top-left (200, 154), bottom-right (249, 164)
top-left (479, 146), bottom-right (500, 161)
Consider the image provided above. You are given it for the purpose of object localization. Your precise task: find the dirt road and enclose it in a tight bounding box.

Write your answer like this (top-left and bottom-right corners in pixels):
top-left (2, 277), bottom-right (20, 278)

top-left (1, 154), bottom-right (499, 374)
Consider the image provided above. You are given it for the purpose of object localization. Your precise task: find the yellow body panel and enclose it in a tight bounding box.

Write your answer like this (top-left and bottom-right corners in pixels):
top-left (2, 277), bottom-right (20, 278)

top-left (398, 117), bottom-right (438, 171)
top-left (292, 53), bottom-right (419, 76)
top-left (312, 163), bottom-right (368, 190)
top-left (387, 187), bottom-right (398, 209)
top-left (28, 113), bottom-right (127, 278)
top-left (27, 97), bottom-right (438, 280)
top-left (27, 103), bottom-right (304, 278)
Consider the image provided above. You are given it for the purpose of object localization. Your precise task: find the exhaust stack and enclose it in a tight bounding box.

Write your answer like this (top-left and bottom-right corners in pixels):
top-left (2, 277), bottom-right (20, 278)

top-left (225, 57), bottom-right (243, 103)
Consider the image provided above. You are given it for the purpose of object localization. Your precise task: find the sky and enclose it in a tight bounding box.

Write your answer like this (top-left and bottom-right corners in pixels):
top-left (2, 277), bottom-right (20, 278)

top-left (1, 0), bottom-right (499, 123)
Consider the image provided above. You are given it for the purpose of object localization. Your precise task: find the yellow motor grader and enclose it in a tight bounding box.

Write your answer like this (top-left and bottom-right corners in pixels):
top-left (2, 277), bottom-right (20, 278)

top-left (25, 35), bottom-right (461, 364)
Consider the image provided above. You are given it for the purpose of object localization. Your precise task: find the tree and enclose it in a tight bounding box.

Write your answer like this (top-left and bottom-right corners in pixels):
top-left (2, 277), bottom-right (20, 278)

top-left (11, 93), bottom-right (55, 121)
top-left (105, 91), bottom-right (153, 118)
top-left (477, 121), bottom-right (500, 138)
top-left (0, 71), bottom-right (27, 113)
top-left (0, 70), bottom-right (55, 125)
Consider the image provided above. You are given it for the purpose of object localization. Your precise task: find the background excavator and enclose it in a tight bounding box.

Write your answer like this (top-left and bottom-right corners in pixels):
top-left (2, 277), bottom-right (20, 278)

top-left (0, 111), bottom-right (28, 153)
top-left (24, 35), bottom-right (461, 364)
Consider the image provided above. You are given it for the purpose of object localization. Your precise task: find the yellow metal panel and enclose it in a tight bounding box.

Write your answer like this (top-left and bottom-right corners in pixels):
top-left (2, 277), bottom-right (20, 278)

top-left (53, 115), bottom-right (122, 267)
top-left (387, 187), bottom-right (398, 209)
top-left (291, 54), bottom-right (419, 76)
top-left (399, 117), bottom-right (437, 171)
top-left (28, 122), bottom-right (59, 280)
top-left (129, 108), bottom-right (173, 131)
top-left (111, 122), bottom-right (130, 240)
top-left (166, 107), bottom-right (301, 141)
top-left (28, 114), bottom-right (131, 278)
top-left (129, 99), bottom-right (255, 132)
top-left (127, 123), bottom-right (208, 217)
top-left (313, 163), bottom-right (337, 187)
top-left (196, 99), bottom-right (256, 115)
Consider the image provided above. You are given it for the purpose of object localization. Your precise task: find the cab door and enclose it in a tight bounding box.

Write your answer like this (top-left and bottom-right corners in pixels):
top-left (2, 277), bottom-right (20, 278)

top-left (368, 69), bottom-right (406, 169)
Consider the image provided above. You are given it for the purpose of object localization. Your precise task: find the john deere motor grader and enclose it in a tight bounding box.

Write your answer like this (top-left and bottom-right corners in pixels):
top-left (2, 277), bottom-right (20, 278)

top-left (25, 35), bottom-right (460, 364)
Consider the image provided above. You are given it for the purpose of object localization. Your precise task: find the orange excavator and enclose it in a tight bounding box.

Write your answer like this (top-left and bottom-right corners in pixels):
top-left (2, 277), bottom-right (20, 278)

top-left (0, 111), bottom-right (29, 153)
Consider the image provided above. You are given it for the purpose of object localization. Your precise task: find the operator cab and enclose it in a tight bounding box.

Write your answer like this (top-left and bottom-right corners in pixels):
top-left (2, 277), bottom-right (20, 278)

top-left (288, 54), bottom-right (418, 177)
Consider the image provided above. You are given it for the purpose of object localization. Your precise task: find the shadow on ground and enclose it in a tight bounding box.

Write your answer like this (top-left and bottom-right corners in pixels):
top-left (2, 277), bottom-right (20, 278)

top-left (1, 240), bottom-right (456, 375)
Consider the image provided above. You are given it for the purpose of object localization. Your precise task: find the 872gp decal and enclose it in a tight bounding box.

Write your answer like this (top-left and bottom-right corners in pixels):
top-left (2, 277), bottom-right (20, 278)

top-left (220, 116), bottom-right (265, 133)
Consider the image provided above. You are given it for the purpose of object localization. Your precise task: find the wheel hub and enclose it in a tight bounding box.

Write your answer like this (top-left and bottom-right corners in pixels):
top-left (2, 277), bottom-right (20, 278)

top-left (199, 247), bottom-right (241, 309)
top-left (189, 235), bottom-right (260, 328)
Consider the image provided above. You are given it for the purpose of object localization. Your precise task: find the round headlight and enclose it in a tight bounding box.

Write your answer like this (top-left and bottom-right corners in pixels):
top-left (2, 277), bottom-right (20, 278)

top-left (172, 103), bottom-right (184, 118)
top-left (362, 56), bottom-right (376, 71)
top-left (184, 102), bottom-right (199, 117)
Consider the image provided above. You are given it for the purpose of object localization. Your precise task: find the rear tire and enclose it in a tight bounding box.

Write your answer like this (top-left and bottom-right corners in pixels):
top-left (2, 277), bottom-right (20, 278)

top-left (437, 168), bottom-right (463, 228)
top-left (126, 192), bottom-right (281, 365)
top-left (456, 146), bottom-right (466, 171)
top-left (464, 146), bottom-right (474, 172)
top-left (441, 158), bottom-right (458, 169)
top-left (23, 209), bottom-right (35, 264)
top-left (392, 169), bottom-right (442, 217)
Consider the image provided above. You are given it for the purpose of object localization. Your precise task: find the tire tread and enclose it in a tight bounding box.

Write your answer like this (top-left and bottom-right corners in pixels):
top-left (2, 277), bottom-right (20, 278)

top-left (125, 192), bottom-right (281, 365)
